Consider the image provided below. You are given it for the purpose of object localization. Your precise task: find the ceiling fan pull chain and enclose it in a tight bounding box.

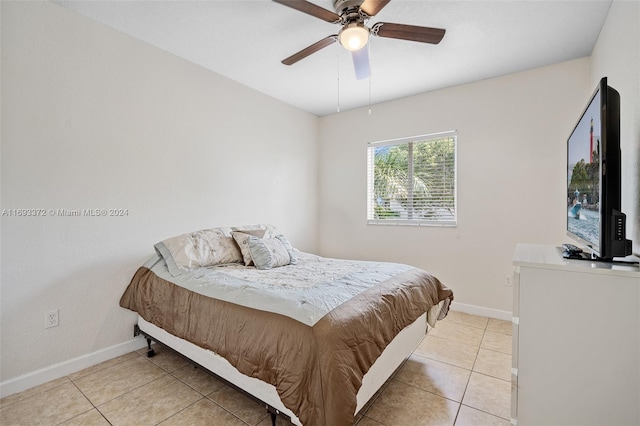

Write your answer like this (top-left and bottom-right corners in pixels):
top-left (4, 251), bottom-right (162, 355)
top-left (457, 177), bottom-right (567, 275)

top-left (337, 46), bottom-right (341, 113)
top-left (368, 78), bottom-right (372, 115)
top-left (368, 44), bottom-right (372, 115)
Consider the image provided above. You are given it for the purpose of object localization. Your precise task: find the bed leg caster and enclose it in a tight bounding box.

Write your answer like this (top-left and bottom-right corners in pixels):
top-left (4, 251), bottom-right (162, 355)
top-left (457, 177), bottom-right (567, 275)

top-left (134, 325), bottom-right (156, 357)
top-left (146, 338), bottom-right (155, 357)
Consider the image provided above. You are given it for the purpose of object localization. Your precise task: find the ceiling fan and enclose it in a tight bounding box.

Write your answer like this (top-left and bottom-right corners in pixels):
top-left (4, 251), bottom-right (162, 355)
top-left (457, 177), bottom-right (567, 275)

top-left (273, 0), bottom-right (446, 80)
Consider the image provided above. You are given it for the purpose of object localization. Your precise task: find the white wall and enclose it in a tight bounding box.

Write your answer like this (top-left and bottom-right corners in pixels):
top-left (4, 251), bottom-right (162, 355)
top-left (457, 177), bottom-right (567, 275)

top-left (318, 58), bottom-right (591, 313)
top-left (0, 0), bottom-right (318, 385)
top-left (590, 0), bottom-right (640, 256)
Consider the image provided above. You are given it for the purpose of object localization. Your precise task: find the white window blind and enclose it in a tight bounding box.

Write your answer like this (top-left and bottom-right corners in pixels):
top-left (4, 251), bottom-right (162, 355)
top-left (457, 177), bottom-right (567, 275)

top-left (367, 131), bottom-right (457, 226)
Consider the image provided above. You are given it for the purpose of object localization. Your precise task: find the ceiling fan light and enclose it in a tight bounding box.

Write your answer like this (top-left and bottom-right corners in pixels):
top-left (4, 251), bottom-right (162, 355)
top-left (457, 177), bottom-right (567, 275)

top-left (339, 23), bottom-right (369, 51)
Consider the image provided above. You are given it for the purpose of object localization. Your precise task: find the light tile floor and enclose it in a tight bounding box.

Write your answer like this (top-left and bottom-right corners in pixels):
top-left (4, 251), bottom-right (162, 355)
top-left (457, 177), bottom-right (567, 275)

top-left (0, 311), bottom-right (512, 425)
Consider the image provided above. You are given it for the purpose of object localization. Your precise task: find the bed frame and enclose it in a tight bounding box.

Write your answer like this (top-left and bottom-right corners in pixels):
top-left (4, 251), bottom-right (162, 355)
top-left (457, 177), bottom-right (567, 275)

top-left (134, 312), bottom-right (428, 425)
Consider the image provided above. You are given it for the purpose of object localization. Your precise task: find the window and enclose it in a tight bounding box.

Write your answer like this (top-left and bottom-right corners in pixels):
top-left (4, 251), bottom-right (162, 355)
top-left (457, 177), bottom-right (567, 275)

top-left (367, 131), bottom-right (457, 226)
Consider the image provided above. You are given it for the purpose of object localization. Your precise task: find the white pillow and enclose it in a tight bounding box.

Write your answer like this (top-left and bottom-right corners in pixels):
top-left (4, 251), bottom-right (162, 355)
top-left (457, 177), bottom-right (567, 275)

top-left (155, 227), bottom-right (243, 276)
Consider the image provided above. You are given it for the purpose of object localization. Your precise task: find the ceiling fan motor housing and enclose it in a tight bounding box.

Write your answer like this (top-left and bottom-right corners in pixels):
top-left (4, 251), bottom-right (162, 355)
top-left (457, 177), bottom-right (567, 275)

top-left (333, 0), bottom-right (365, 17)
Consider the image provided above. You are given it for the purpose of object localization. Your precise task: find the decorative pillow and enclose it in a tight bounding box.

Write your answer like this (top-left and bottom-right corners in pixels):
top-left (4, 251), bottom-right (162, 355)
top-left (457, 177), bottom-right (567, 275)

top-left (155, 227), bottom-right (243, 276)
top-left (231, 224), bottom-right (281, 239)
top-left (275, 234), bottom-right (298, 265)
top-left (247, 235), bottom-right (292, 270)
top-left (231, 229), bottom-right (267, 266)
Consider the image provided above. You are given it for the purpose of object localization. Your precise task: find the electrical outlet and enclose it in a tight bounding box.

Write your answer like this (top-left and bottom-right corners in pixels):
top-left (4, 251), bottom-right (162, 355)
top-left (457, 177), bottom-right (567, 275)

top-left (45, 309), bottom-right (59, 328)
top-left (504, 275), bottom-right (513, 287)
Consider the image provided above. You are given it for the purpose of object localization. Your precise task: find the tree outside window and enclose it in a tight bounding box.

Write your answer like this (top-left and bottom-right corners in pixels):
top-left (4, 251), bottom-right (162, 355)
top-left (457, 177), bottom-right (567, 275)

top-left (367, 132), bottom-right (457, 226)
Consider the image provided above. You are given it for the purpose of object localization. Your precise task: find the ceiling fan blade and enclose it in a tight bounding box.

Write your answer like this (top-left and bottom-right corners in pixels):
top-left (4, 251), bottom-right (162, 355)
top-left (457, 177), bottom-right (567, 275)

top-left (272, 0), bottom-right (340, 23)
top-left (360, 0), bottom-right (391, 17)
top-left (372, 22), bottom-right (446, 44)
top-left (352, 47), bottom-right (371, 80)
top-left (282, 35), bottom-right (338, 65)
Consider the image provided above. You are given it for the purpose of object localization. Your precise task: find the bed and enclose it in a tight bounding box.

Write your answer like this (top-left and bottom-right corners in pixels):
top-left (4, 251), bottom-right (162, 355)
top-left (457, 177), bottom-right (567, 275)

top-left (119, 224), bottom-right (453, 426)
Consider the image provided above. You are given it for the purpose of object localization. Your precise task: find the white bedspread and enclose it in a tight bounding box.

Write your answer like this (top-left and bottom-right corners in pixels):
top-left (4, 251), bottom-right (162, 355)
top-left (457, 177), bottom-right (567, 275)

top-left (146, 252), bottom-right (413, 326)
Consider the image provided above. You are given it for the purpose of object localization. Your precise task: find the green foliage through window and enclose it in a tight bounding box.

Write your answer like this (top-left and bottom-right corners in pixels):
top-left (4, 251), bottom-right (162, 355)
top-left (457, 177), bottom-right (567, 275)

top-left (367, 132), bottom-right (457, 225)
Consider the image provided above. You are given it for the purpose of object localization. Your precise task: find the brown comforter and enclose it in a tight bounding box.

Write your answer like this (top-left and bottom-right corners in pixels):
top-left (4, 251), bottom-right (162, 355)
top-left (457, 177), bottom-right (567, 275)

top-left (120, 265), bottom-right (452, 426)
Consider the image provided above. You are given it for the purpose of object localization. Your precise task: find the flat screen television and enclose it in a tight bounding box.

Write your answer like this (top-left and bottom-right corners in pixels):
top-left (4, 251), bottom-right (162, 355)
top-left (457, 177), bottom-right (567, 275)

top-left (566, 77), bottom-right (632, 260)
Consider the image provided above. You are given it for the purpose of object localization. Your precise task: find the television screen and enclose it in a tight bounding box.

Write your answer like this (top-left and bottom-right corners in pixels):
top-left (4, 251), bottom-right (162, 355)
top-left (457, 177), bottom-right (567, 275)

top-left (567, 88), bottom-right (601, 249)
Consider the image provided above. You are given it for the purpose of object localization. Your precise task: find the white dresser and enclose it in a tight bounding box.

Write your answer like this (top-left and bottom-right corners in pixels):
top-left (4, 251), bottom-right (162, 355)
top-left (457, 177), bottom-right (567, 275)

top-left (512, 243), bottom-right (640, 425)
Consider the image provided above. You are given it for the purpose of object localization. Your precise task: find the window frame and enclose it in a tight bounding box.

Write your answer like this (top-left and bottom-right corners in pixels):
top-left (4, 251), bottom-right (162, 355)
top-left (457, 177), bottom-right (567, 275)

top-left (366, 131), bottom-right (458, 227)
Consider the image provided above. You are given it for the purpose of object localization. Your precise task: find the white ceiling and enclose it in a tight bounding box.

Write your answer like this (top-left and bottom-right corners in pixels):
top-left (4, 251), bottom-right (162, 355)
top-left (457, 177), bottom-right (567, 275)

top-left (53, 0), bottom-right (612, 116)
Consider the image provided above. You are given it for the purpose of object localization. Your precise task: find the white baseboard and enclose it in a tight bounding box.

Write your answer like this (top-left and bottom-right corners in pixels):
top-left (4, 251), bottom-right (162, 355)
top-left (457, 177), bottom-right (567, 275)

top-left (449, 302), bottom-right (512, 321)
top-left (0, 337), bottom-right (147, 399)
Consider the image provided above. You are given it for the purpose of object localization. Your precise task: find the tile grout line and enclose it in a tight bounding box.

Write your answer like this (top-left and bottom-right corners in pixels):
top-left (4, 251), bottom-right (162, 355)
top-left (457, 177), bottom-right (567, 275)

top-left (458, 319), bottom-right (512, 423)
top-left (151, 395), bottom-right (204, 426)
top-left (89, 372), bottom-right (170, 416)
top-left (142, 345), bottom-right (263, 425)
top-left (0, 379), bottom-right (71, 411)
top-left (63, 379), bottom-right (114, 426)
top-left (365, 316), bottom-right (509, 426)
top-left (146, 345), bottom-right (272, 425)
top-left (66, 352), bottom-right (144, 383)
top-left (458, 401), bottom-right (512, 422)
top-left (202, 392), bottom-right (262, 426)
top-left (452, 320), bottom-right (487, 425)
top-left (166, 356), bottom-right (272, 425)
